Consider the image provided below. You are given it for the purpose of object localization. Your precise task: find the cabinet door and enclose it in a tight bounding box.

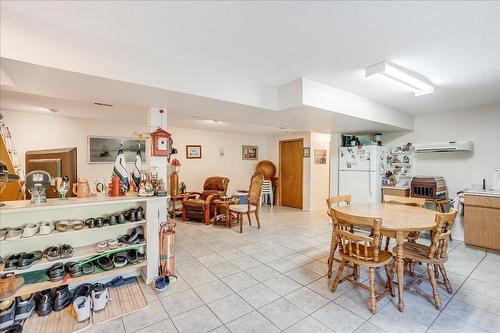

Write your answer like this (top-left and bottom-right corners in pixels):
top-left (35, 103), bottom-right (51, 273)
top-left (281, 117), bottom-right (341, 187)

top-left (464, 197), bottom-right (500, 251)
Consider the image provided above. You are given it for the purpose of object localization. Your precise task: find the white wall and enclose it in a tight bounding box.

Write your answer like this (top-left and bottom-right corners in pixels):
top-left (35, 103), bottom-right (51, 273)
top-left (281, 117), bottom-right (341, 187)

top-left (1, 110), bottom-right (147, 182)
top-left (384, 103), bottom-right (500, 240)
top-left (309, 132), bottom-right (331, 210)
top-left (168, 127), bottom-right (269, 194)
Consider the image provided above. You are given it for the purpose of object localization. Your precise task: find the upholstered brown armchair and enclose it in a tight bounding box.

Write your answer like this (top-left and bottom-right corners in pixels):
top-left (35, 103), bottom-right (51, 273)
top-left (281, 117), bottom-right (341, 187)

top-left (182, 176), bottom-right (230, 225)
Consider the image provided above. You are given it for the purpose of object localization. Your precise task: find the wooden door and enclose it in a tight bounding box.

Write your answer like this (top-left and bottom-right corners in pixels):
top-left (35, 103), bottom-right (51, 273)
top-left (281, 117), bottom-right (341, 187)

top-left (280, 139), bottom-right (303, 209)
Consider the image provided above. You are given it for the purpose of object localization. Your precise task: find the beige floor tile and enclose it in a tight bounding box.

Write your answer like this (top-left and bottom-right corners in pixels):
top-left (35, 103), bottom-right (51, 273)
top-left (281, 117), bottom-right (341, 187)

top-left (226, 310), bottom-right (280, 333)
top-left (285, 267), bottom-right (323, 285)
top-left (259, 298), bottom-right (308, 330)
top-left (367, 303), bottom-right (427, 333)
top-left (134, 318), bottom-right (178, 333)
top-left (245, 264), bottom-right (280, 282)
top-left (266, 257), bottom-right (299, 273)
top-left (160, 288), bottom-right (204, 317)
top-left (193, 280), bottom-right (234, 303)
top-left (237, 283), bottom-right (281, 308)
top-left (284, 316), bottom-right (334, 333)
top-left (221, 271), bottom-right (259, 292)
top-left (86, 318), bottom-right (125, 333)
top-left (171, 305), bottom-right (222, 333)
top-left (207, 293), bottom-right (253, 324)
top-left (230, 255), bottom-right (262, 270)
top-left (443, 298), bottom-right (500, 332)
top-left (122, 300), bottom-right (169, 333)
top-left (430, 313), bottom-right (488, 333)
top-left (263, 274), bottom-right (302, 296)
top-left (208, 261), bottom-right (242, 278)
top-left (312, 302), bottom-right (365, 332)
top-left (284, 287), bottom-right (330, 313)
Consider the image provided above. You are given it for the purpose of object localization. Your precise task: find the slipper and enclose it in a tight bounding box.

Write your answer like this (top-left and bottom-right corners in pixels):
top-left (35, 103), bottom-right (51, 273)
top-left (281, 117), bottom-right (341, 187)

top-left (105, 276), bottom-right (137, 288)
top-left (39, 222), bottom-right (55, 235)
top-left (82, 262), bottom-right (95, 275)
top-left (112, 253), bottom-right (128, 268)
top-left (56, 221), bottom-right (71, 232)
top-left (22, 224), bottom-right (39, 238)
top-left (70, 220), bottom-right (84, 230)
top-left (154, 276), bottom-right (168, 292)
top-left (59, 244), bottom-right (74, 259)
top-left (96, 241), bottom-right (108, 253)
top-left (5, 229), bottom-right (22, 240)
top-left (44, 246), bottom-right (60, 261)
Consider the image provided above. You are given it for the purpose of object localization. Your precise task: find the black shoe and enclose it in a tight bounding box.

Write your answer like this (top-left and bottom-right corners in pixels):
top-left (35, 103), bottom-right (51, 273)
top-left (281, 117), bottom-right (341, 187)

top-left (72, 284), bottom-right (92, 300)
top-left (0, 298), bottom-right (15, 331)
top-left (126, 249), bottom-right (138, 264)
top-left (53, 285), bottom-right (72, 311)
top-left (2, 323), bottom-right (23, 333)
top-left (37, 289), bottom-right (53, 317)
top-left (14, 293), bottom-right (35, 321)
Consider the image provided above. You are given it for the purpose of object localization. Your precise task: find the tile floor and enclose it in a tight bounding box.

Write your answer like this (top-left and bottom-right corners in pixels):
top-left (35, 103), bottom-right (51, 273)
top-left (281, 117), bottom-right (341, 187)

top-left (95, 206), bottom-right (500, 333)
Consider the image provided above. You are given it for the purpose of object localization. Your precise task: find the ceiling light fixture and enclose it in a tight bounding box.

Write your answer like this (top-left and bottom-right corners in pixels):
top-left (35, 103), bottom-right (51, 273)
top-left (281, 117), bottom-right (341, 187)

top-left (365, 62), bottom-right (434, 96)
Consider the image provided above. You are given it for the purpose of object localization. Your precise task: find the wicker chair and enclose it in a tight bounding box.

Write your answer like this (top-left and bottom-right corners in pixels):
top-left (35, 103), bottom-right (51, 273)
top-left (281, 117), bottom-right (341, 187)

top-left (229, 171), bottom-right (264, 233)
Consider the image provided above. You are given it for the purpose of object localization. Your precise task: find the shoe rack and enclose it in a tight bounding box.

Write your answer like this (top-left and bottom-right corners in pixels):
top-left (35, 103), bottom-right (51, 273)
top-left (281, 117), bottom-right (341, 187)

top-left (0, 116), bottom-right (24, 201)
top-left (0, 196), bottom-right (167, 298)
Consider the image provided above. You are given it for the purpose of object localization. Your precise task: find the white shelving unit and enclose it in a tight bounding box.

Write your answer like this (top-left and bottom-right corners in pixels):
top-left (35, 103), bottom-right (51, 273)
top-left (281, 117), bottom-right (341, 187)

top-left (388, 147), bottom-right (414, 187)
top-left (0, 196), bottom-right (167, 297)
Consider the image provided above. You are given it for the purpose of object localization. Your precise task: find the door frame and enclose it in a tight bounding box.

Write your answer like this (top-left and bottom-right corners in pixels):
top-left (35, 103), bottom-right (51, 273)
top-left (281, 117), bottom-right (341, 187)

top-left (279, 138), bottom-right (304, 209)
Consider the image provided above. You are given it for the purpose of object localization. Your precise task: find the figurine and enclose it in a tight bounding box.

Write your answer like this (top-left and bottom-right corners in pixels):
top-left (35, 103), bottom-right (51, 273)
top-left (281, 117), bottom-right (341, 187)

top-left (56, 175), bottom-right (70, 199)
top-left (180, 182), bottom-right (186, 194)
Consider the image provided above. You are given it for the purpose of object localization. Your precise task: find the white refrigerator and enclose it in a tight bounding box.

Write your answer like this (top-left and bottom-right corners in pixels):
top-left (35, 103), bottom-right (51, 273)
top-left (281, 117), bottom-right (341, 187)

top-left (338, 146), bottom-right (388, 204)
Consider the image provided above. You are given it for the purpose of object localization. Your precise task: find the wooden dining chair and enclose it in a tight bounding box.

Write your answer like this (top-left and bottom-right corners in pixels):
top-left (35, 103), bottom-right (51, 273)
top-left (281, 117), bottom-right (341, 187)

top-left (326, 195), bottom-right (352, 278)
top-left (382, 195), bottom-right (427, 250)
top-left (330, 208), bottom-right (394, 314)
top-left (391, 209), bottom-right (457, 310)
top-left (229, 171), bottom-right (264, 233)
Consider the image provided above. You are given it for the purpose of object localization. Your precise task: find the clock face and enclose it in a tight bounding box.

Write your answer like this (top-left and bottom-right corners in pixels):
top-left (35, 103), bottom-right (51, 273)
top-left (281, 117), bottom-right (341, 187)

top-left (157, 137), bottom-right (168, 151)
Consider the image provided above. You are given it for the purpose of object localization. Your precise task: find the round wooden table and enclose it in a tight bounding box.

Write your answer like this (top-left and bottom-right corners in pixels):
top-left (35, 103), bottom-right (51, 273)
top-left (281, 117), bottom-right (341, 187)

top-left (333, 203), bottom-right (437, 312)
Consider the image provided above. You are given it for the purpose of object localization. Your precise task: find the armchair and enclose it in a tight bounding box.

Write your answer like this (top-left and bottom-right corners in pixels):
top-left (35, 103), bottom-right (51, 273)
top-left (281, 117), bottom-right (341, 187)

top-left (182, 176), bottom-right (230, 224)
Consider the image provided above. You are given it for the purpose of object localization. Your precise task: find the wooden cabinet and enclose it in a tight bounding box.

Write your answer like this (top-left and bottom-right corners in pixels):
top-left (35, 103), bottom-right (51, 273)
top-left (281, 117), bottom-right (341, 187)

top-left (381, 187), bottom-right (410, 201)
top-left (464, 194), bottom-right (500, 251)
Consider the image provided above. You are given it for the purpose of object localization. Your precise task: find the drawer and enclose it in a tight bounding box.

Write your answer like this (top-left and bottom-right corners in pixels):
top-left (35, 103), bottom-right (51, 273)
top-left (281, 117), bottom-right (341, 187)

top-left (464, 195), bottom-right (500, 209)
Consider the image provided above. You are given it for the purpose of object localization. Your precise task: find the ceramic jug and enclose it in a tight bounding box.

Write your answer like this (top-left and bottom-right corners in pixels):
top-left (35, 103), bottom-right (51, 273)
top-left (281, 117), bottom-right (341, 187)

top-left (72, 178), bottom-right (90, 198)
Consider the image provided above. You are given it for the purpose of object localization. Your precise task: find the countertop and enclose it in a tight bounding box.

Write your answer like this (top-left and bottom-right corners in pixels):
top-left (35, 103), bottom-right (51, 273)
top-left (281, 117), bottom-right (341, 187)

top-left (464, 189), bottom-right (500, 198)
top-left (381, 186), bottom-right (410, 189)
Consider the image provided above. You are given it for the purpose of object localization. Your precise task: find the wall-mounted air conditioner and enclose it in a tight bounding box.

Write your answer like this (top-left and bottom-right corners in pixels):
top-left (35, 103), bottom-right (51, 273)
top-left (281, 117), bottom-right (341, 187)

top-left (413, 141), bottom-right (472, 153)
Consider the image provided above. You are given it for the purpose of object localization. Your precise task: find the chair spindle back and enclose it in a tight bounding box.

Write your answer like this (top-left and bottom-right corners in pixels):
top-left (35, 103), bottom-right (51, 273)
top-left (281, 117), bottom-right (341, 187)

top-left (428, 209), bottom-right (457, 259)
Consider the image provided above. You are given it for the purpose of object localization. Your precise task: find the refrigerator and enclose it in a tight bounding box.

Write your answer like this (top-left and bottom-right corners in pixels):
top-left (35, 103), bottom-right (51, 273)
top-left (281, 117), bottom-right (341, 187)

top-left (338, 146), bottom-right (388, 204)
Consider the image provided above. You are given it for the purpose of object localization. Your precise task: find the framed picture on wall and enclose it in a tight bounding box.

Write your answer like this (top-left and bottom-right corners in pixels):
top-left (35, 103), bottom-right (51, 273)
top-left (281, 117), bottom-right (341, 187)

top-left (314, 149), bottom-right (327, 164)
top-left (88, 136), bottom-right (146, 164)
top-left (242, 145), bottom-right (258, 160)
top-left (186, 145), bottom-right (202, 159)
top-left (303, 147), bottom-right (311, 158)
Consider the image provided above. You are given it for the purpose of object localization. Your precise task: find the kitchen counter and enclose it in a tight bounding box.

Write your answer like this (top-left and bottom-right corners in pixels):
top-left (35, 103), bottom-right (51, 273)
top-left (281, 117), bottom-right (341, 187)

top-left (464, 191), bottom-right (500, 251)
top-left (381, 186), bottom-right (410, 189)
top-left (464, 189), bottom-right (500, 198)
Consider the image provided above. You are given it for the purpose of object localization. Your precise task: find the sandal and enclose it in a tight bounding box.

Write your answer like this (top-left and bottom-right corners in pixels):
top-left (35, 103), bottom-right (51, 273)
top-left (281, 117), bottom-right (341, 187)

top-left (112, 252), bottom-right (128, 268)
top-left (49, 263), bottom-right (65, 282)
top-left (65, 262), bottom-right (82, 278)
top-left (44, 246), bottom-right (60, 261)
top-left (82, 262), bottom-right (95, 275)
top-left (56, 221), bottom-right (71, 232)
top-left (70, 220), bottom-right (84, 230)
top-left (59, 244), bottom-right (74, 259)
top-left (97, 256), bottom-right (113, 271)
top-left (96, 241), bottom-right (108, 253)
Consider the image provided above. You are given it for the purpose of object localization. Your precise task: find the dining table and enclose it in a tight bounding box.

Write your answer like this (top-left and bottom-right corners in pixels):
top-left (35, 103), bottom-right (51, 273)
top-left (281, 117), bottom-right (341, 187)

top-left (333, 203), bottom-right (437, 312)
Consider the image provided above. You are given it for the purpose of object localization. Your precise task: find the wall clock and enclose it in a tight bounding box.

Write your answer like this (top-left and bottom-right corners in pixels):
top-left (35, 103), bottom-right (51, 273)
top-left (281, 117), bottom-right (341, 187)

top-left (150, 128), bottom-right (172, 157)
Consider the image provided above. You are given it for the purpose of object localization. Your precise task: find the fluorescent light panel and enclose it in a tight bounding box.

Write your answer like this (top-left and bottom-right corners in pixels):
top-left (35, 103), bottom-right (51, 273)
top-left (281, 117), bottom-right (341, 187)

top-left (365, 62), bottom-right (433, 96)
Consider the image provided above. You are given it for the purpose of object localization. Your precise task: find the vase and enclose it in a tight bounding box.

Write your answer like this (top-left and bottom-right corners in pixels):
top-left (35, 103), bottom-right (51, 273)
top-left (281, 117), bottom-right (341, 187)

top-left (170, 171), bottom-right (179, 197)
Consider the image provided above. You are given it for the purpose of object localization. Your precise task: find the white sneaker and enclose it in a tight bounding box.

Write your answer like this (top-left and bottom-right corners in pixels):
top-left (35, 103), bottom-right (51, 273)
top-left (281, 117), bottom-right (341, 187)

top-left (73, 296), bottom-right (91, 322)
top-left (91, 284), bottom-right (110, 311)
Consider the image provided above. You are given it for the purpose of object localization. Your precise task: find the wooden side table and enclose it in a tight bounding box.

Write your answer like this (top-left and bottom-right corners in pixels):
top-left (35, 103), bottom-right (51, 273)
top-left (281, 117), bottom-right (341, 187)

top-left (169, 194), bottom-right (196, 218)
top-left (213, 198), bottom-right (239, 227)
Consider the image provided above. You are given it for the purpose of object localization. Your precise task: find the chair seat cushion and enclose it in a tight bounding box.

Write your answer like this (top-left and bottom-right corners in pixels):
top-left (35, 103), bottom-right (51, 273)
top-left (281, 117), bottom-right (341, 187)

top-left (391, 242), bottom-right (445, 264)
top-left (339, 245), bottom-right (393, 267)
top-left (228, 204), bottom-right (256, 213)
top-left (184, 199), bottom-right (206, 211)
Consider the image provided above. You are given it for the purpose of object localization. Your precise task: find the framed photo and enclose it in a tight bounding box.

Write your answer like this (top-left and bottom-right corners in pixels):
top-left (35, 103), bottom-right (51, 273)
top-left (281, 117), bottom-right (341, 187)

top-left (314, 149), bottom-right (327, 164)
top-left (303, 147), bottom-right (311, 158)
top-left (242, 145), bottom-right (258, 160)
top-left (88, 136), bottom-right (146, 164)
top-left (186, 145), bottom-right (202, 159)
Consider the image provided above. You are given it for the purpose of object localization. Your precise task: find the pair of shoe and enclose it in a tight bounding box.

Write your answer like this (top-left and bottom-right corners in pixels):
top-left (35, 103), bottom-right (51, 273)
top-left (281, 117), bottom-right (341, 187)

top-left (0, 294), bottom-right (36, 330)
top-left (117, 226), bottom-right (145, 245)
top-left (44, 244), bottom-right (74, 261)
top-left (72, 283), bottom-right (111, 322)
top-left (96, 253), bottom-right (127, 270)
top-left (0, 228), bottom-right (22, 240)
top-left (154, 275), bottom-right (177, 292)
top-left (36, 285), bottom-right (73, 316)
top-left (4, 251), bottom-right (43, 270)
top-left (96, 239), bottom-right (121, 253)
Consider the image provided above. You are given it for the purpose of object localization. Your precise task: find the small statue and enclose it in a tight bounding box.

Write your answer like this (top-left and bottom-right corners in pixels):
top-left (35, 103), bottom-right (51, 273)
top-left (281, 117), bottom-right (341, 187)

top-left (56, 176), bottom-right (70, 199)
top-left (180, 182), bottom-right (186, 194)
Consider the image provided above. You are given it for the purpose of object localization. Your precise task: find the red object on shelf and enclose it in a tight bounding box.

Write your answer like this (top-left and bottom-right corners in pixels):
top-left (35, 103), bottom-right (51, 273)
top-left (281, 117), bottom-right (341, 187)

top-left (109, 175), bottom-right (122, 197)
